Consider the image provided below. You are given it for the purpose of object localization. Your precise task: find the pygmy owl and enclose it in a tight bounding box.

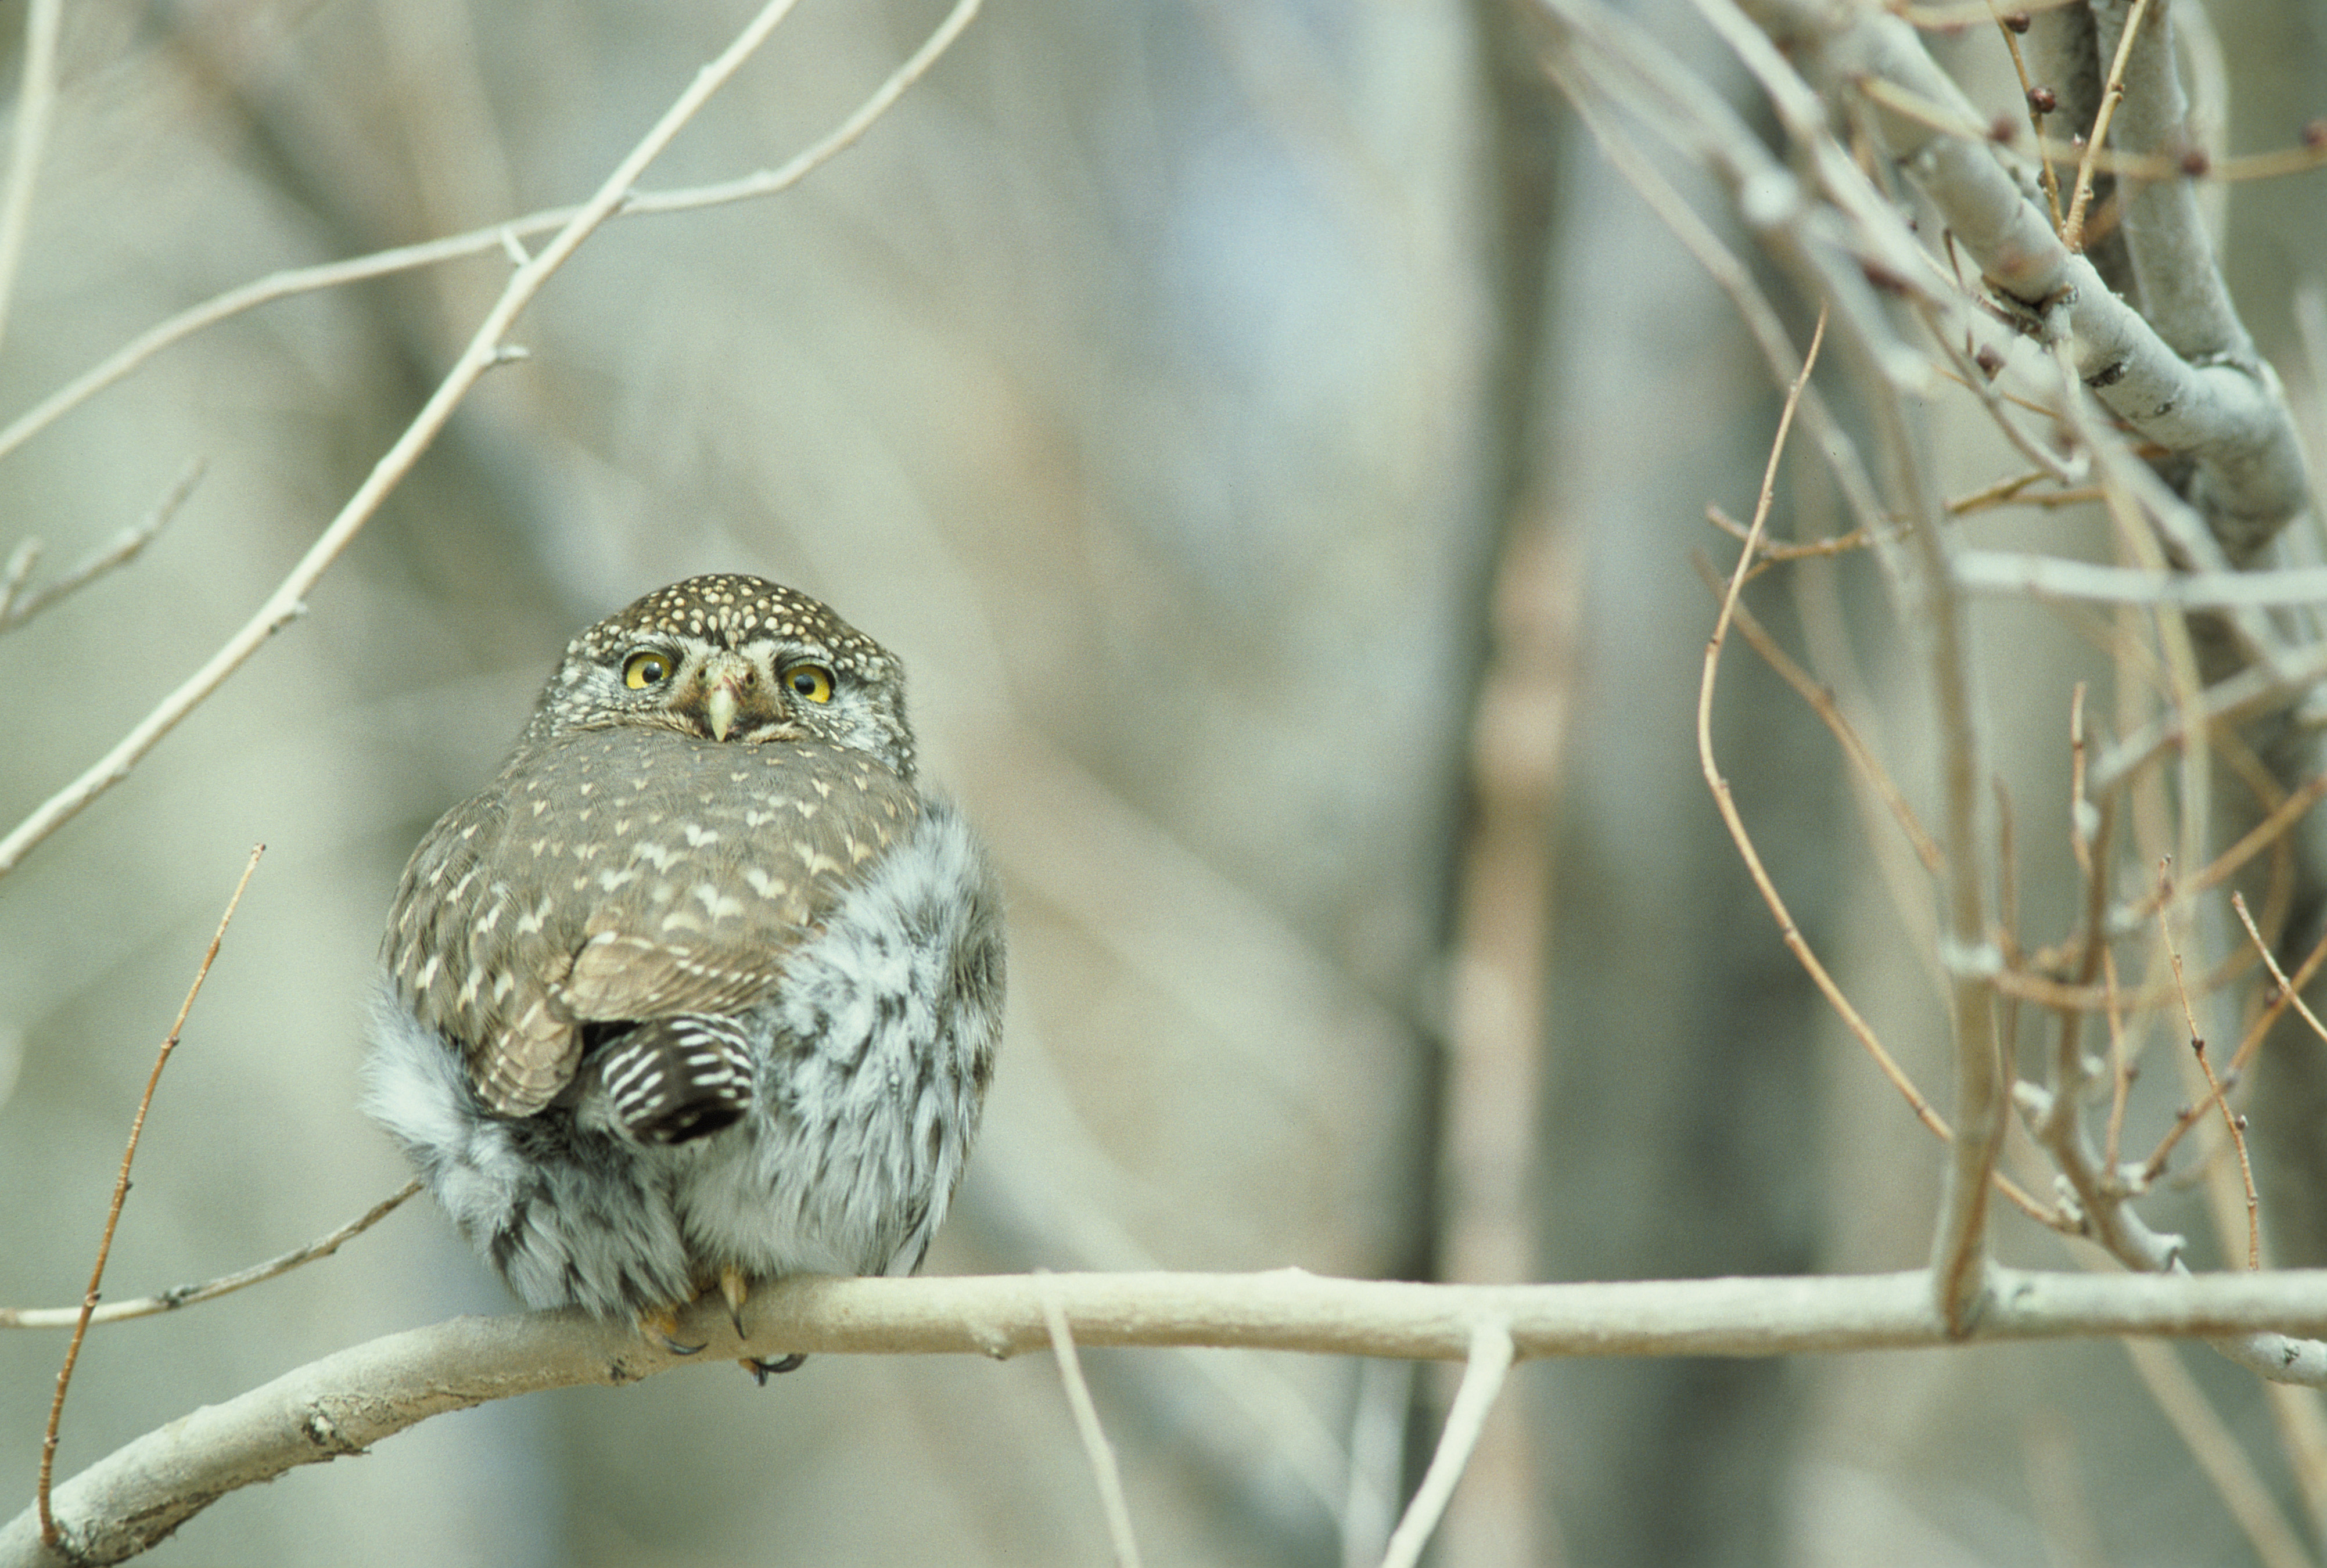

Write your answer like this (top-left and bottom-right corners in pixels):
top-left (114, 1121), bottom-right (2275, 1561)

top-left (365, 574), bottom-right (1004, 1375)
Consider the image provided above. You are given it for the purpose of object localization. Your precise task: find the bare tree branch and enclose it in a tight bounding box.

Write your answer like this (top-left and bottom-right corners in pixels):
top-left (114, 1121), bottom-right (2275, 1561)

top-left (1730, 0), bottom-right (2310, 559)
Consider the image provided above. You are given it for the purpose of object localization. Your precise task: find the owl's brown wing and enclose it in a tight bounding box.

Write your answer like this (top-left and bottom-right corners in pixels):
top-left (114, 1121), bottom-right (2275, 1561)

top-left (556, 741), bottom-right (921, 1022)
top-left (387, 727), bottom-right (921, 1119)
top-left (385, 764), bottom-right (584, 1118)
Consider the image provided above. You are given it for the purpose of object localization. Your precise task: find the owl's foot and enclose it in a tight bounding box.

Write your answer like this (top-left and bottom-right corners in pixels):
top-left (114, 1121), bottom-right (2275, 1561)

top-left (720, 1267), bottom-right (807, 1382)
top-left (745, 1353), bottom-right (808, 1385)
top-left (638, 1306), bottom-right (705, 1357)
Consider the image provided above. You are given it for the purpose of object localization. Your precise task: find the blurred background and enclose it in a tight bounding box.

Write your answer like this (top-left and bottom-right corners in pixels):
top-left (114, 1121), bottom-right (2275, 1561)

top-left (1, 0), bottom-right (2324, 1563)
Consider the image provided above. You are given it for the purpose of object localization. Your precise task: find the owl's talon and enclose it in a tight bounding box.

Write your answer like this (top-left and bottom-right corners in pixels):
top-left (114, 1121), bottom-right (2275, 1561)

top-left (744, 1353), bottom-right (807, 1384)
top-left (719, 1265), bottom-right (750, 1337)
top-left (639, 1308), bottom-right (704, 1356)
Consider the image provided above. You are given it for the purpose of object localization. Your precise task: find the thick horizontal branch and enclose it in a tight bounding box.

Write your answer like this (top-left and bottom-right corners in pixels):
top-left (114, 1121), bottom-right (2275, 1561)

top-left (16, 1266), bottom-right (2327, 1565)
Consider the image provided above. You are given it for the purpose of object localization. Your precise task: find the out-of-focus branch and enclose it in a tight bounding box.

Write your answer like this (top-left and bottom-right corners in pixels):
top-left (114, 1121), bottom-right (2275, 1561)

top-left (20, 1268), bottom-right (2327, 1566)
top-left (1435, 511), bottom-right (1568, 1566)
top-left (1850, 287), bottom-right (2007, 1339)
top-left (0, 0), bottom-right (978, 880)
top-left (0, 0), bottom-right (981, 470)
top-left (0, 0), bottom-right (61, 358)
top-left (2091, 642), bottom-right (2327, 796)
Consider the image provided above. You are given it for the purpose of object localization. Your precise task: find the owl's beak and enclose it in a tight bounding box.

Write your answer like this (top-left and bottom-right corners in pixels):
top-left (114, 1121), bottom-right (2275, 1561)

top-left (706, 682), bottom-right (740, 742)
top-left (699, 653), bottom-right (759, 741)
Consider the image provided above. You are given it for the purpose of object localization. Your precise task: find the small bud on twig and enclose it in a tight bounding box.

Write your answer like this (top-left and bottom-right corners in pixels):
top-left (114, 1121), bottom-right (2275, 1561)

top-left (2027, 85), bottom-right (2056, 115)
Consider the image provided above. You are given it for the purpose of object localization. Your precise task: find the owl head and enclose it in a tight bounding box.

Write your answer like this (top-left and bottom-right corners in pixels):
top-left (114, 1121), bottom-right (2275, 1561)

top-left (522, 574), bottom-right (915, 776)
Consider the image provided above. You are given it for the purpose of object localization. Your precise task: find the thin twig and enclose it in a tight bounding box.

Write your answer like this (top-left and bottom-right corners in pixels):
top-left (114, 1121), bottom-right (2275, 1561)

top-left (2092, 639), bottom-right (2327, 799)
top-left (2048, 682), bottom-right (2117, 1166)
top-left (2136, 901), bottom-right (2327, 1188)
top-left (37, 846), bottom-right (262, 1547)
top-left (1689, 553), bottom-right (1944, 875)
top-left (1690, 311), bottom-right (2047, 1225)
top-left (1039, 1275), bottom-right (1144, 1568)
top-left (2192, 1034), bottom-right (2258, 1269)
top-left (2157, 879), bottom-right (2258, 1269)
top-left (1984, 0), bottom-right (2066, 228)
top-left (0, 1181), bottom-right (419, 1330)
top-left (1996, 775), bottom-right (2021, 961)
top-left (1699, 316), bottom-right (1935, 1120)
top-left (1705, 502), bottom-right (1874, 561)
top-left (1379, 1322), bottom-right (1516, 1568)
top-left (2232, 890), bottom-right (2327, 1052)
top-left (0, 0), bottom-right (61, 358)
top-left (2062, 0), bottom-right (2154, 250)
top-left (1991, 956), bottom-right (2257, 1015)
top-left (2110, 772), bottom-right (2327, 929)
top-left (2068, 682), bottom-right (2095, 877)
top-left (0, 461), bottom-right (204, 636)
top-left (1945, 469), bottom-right (2046, 515)
top-left (1844, 69), bottom-right (2324, 188)
top-left (2102, 944), bottom-right (2134, 1176)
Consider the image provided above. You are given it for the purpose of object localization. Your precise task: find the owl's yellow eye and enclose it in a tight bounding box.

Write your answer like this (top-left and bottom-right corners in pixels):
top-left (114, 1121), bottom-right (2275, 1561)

top-left (784, 663), bottom-right (834, 703)
top-left (622, 650), bottom-right (673, 689)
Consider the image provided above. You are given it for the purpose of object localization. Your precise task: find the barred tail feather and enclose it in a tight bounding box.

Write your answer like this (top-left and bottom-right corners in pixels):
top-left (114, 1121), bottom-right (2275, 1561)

top-left (592, 1017), bottom-right (754, 1144)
